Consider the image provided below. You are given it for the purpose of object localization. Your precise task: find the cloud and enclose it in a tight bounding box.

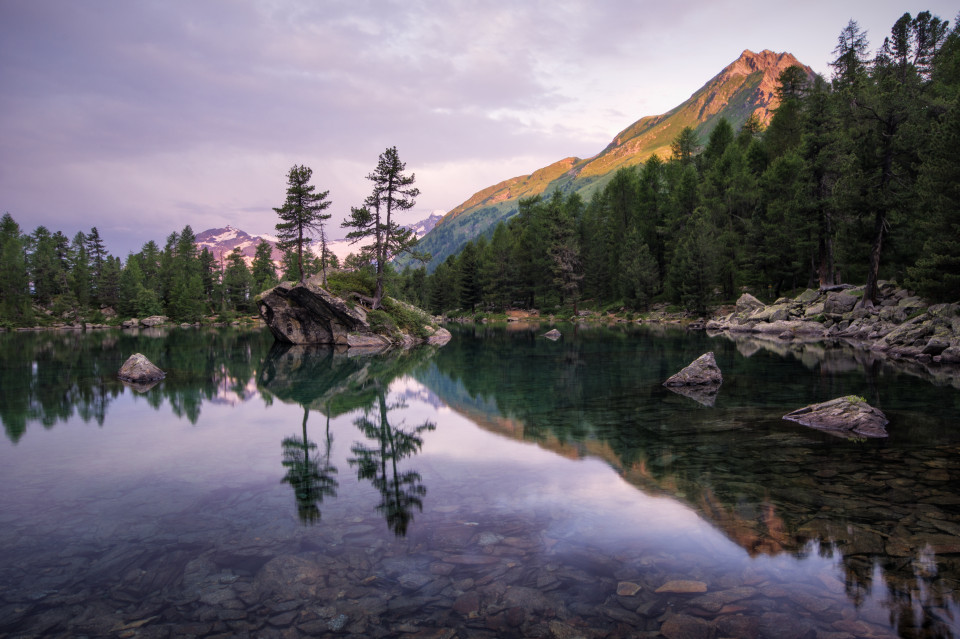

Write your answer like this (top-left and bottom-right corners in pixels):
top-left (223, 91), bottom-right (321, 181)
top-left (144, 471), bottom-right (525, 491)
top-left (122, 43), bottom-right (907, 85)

top-left (1, 0), bottom-right (957, 255)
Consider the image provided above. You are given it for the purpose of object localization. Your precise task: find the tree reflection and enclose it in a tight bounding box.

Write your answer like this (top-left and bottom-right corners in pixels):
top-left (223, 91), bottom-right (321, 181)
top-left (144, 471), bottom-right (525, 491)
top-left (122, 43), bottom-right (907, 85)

top-left (281, 405), bottom-right (338, 524)
top-left (349, 387), bottom-right (435, 536)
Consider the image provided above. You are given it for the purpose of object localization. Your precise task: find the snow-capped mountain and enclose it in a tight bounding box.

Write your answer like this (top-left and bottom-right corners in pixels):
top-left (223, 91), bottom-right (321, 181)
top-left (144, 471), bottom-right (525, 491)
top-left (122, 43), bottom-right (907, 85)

top-left (194, 226), bottom-right (282, 267)
top-left (195, 213), bottom-right (442, 268)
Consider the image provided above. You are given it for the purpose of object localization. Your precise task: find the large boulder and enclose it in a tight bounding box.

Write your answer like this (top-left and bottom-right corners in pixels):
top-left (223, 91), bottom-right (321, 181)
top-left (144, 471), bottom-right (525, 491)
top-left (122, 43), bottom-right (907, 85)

top-left (140, 315), bottom-right (169, 327)
top-left (823, 292), bottom-right (858, 315)
top-left (664, 352), bottom-right (723, 387)
top-left (118, 353), bottom-right (165, 383)
top-left (783, 396), bottom-right (889, 439)
top-left (736, 293), bottom-right (765, 314)
top-left (257, 279), bottom-right (373, 345)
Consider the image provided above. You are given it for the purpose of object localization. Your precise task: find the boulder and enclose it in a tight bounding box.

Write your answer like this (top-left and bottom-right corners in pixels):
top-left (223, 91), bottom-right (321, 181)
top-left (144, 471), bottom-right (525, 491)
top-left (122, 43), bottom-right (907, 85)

top-left (795, 289), bottom-right (820, 304)
top-left (543, 329), bottom-right (562, 340)
top-left (118, 353), bottom-right (165, 383)
top-left (664, 352), bottom-right (722, 387)
top-left (257, 278), bottom-right (375, 345)
top-left (121, 318), bottom-right (139, 329)
top-left (140, 315), bottom-right (169, 327)
top-left (427, 327), bottom-right (452, 345)
top-left (823, 292), bottom-right (858, 315)
top-left (736, 293), bottom-right (765, 313)
top-left (783, 396), bottom-right (889, 439)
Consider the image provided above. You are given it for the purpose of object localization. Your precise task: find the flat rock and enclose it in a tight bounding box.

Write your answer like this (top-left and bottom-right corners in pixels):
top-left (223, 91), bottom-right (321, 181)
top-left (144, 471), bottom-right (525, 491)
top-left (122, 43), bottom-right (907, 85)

top-left (117, 353), bottom-right (165, 383)
top-left (783, 396), bottom-right (889, 439)
top-left (656, 580), bottom-right (708, 593)
top-left (664, 352), bottom-right (722, 387)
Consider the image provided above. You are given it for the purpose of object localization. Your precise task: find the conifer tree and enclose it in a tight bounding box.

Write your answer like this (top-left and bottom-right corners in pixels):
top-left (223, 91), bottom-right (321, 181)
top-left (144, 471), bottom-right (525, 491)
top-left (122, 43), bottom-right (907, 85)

top-left (342, 147), bottom-right (421, 309)
top-left (0, 214), bottom-right (33, 325)
top-left (251, 240), bottom-right (278, 292)
top-left (274, 165), bottom-right (331, 285)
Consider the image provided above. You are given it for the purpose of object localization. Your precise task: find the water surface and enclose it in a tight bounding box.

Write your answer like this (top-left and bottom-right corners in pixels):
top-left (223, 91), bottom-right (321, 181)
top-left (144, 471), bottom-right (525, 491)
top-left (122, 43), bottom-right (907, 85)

top-left (0, 324), bottom-right (958, 638)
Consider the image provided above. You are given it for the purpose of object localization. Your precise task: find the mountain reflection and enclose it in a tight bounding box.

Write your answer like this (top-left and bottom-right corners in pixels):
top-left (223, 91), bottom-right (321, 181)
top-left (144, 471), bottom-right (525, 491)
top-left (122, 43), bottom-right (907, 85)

top-left (415, 323), bottom-right (960, 636)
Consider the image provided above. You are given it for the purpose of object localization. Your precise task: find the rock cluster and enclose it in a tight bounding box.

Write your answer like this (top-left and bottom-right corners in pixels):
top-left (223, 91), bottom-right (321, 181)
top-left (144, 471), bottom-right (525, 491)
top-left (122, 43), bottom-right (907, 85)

top-left (707, 283), bottom-right (960, 366)
top-left (783, 396), bottom-right (889, 439)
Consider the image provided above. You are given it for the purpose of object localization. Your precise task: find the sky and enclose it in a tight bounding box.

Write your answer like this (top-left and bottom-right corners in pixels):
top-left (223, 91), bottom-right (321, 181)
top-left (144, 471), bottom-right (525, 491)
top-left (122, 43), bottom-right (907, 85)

top-left (2, 0), bottom-right (957, 257)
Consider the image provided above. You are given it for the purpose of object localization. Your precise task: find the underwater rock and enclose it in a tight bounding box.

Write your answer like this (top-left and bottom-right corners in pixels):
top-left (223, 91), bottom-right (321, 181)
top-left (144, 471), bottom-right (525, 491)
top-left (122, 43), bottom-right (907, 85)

top-left (783, 396), bottom-right (889, 438)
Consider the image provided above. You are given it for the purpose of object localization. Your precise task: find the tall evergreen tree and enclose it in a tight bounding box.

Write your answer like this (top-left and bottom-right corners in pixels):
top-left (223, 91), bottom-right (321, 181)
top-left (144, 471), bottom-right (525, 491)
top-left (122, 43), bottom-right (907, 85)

top-left (0, 214), bottom-right (33, 325)
top-left (274, 164), bottom-right (332, 285)
top-left (342, 147), bottom-right (421, 309)
top-left (251, 240), bottom-right (278, 293)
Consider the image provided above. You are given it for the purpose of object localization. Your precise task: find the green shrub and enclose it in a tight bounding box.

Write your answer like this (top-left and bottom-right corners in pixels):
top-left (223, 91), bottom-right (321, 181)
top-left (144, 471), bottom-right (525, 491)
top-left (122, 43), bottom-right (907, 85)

top-left (326, 269), bottom-right (376, 298)
top-left (367, 309), bottom-right (397, 335)
top-left (381, 298), bottom-right (430, 339)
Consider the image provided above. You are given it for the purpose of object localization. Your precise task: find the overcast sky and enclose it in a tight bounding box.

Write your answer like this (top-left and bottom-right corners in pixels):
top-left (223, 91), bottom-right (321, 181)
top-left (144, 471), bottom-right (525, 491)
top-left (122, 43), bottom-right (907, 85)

top-left (2, 1), bottom-right (956, 257)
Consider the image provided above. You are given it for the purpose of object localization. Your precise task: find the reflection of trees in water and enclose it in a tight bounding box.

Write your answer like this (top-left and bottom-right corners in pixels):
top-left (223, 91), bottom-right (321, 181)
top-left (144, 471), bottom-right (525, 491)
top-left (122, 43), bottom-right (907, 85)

top-left (258, 342), bottom-right (442, 534)
top-left (349, 387), bottom-right (435, 537)
top-left (0, 328), bottom-right (275, 442)
top-left (419, 324), bottom-right (960, 636)
top-left (281, 406), bottom-right (338, 524)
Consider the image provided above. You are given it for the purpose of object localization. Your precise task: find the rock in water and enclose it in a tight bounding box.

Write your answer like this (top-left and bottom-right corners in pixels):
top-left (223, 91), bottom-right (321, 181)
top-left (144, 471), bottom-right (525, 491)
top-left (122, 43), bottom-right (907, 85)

top-left (118, 353), bottom-right (165, 383)
top-left (783, 396), bottom-right (889, 439)
top-left (664, 352), bottom-right (723, 386)
top-left (543, 329), bottom-right (561, 340)
top-left (257, 278), bottom-right (373, 345)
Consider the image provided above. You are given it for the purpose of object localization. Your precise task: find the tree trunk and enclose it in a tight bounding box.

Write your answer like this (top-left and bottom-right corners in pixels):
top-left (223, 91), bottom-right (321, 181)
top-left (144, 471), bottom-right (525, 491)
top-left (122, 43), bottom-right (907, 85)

top-left (817, 206), bottom-right (835, 287)
top-left (861, 210), bottom-right (885, 309)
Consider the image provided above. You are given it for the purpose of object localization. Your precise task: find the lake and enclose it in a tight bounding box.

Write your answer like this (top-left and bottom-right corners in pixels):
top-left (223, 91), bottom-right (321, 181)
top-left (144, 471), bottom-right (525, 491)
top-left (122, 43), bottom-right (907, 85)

top-left (0, 323), bottom-right (958, 638)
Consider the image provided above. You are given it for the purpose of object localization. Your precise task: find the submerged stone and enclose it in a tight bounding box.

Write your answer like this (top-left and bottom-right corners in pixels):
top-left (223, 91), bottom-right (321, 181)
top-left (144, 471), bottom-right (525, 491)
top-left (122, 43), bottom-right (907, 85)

top-left (117, 353), bottom-right (165, 383)
top-left (664, 352), bottom-right (723, 387)
top-left (783, 396), bottom-right (889, 439)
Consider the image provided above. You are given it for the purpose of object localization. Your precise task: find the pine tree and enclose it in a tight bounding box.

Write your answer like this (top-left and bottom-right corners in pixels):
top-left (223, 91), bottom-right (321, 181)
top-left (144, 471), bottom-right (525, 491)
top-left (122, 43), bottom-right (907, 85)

top-left (274, 165), bottom-right (332, 285)
top-left (342, 147), bottom-right (421, 309)
top-left (0, 214), bottom-right (33, 326)
top-left (251, 240), bottom-right (278, 293)
top-left (223, 248), bottom-right (253, 312)
top-left (907, 95), bottom-right (960, 300)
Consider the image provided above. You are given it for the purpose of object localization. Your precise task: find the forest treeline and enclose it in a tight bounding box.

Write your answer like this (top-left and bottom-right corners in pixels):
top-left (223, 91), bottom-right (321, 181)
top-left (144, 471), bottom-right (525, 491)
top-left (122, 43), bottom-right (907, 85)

top-left (396, 12), bottom-right (960, 316)
top-left (0, 215), bottom-right (336, 327)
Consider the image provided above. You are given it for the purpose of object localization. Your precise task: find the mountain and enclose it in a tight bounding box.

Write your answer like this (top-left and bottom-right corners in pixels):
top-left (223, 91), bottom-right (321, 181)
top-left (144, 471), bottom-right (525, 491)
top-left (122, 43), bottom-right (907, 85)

top-left (195, 213), bottom-right (443, 268)
top-left (194, 226), bottom-right (282, 267)
top-left (415, 50), bottom-right (814, 268)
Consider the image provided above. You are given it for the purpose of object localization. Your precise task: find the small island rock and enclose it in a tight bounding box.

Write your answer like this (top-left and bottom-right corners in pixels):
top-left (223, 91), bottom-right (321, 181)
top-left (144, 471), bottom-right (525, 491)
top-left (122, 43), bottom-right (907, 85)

top-left (544, 329), bottom-right (562, 340)
top-left (664, 352), bottom-right (722, 386)
top-left (783, 396), bottom-right (889, 438)
top-left (118, 353), bottom-right (165, 383)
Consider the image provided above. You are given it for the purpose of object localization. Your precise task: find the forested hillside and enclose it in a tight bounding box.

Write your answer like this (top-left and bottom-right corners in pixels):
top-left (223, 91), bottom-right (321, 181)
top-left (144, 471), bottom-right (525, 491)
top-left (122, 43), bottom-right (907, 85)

top-left (410, 49), bottom-right (814, 269)
top-left (397, 12), bottom-right (960, 317)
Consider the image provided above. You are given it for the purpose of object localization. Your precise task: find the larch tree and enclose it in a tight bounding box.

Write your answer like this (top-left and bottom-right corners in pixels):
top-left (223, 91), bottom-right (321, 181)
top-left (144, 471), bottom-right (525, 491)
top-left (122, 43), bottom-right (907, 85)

top-left (342, 147), bottom-right (423, 309)
top-left (274, 165), bottom-right (332, 284)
